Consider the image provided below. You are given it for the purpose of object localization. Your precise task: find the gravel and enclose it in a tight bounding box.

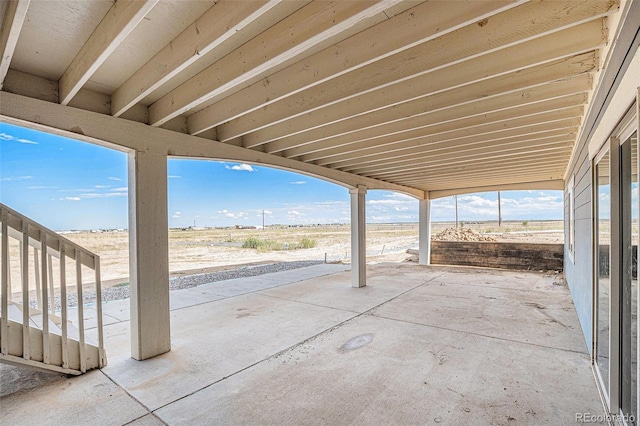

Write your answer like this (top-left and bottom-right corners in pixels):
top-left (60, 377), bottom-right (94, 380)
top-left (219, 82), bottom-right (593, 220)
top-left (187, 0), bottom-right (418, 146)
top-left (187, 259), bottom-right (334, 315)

top-left (32, 260), bottom-right (324, 310)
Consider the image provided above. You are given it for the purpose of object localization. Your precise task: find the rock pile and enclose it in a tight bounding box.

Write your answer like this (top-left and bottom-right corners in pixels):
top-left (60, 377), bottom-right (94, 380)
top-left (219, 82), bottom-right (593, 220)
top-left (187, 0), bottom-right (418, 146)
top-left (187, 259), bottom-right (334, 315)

top-left (432, 227), bottom-right (497, 242)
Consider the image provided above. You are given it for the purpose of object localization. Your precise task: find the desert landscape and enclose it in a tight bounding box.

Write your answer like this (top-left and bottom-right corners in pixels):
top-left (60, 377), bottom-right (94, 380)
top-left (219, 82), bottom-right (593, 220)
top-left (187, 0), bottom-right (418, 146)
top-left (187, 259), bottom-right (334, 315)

top-left (47, 220), bottom-right (564, 288)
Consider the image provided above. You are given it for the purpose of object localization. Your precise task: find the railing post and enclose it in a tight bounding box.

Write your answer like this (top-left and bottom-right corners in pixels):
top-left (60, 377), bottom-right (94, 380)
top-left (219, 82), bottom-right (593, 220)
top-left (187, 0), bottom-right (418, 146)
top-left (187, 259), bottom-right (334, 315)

top-left (34, 246), bottom-right (42, 310)
top-left (21, 221), bottom-right (30, 360)
top-left (75, 249), bottom-right (86, 373)
top-left (1, 208), bottom-right (8, 356)
top-left (94, 256), bottom-right (105, 366)
top-left (60, 242), bottom-right (68, 369)
top-left (41, 233), bottom-right (50, 364)
top-left (47, 253), bottom-right (55, 317)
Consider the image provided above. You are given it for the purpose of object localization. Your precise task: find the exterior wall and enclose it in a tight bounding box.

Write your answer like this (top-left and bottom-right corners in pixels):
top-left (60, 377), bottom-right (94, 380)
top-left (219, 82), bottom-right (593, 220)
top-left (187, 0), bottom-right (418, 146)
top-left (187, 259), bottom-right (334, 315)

top-left (564, 131), bottom-right (593, 354)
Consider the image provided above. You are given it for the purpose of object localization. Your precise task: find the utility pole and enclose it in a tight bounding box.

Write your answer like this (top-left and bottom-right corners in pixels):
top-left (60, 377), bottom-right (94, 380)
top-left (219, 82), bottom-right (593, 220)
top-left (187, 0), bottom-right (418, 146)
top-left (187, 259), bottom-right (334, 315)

top-left (498, 191), bottom-right (502, 227)
top-left (455, 195), bottom-right (459, 229)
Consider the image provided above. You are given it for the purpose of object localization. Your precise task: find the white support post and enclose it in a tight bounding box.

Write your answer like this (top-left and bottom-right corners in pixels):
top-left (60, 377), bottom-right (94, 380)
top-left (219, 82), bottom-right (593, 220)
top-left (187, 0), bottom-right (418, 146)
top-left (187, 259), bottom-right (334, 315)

top-left (418, 196), bottom-right (432, 265)
top-left (128, 150), bottom-right (171, 360)
top-left (349, 185), bottom-right (367, 288)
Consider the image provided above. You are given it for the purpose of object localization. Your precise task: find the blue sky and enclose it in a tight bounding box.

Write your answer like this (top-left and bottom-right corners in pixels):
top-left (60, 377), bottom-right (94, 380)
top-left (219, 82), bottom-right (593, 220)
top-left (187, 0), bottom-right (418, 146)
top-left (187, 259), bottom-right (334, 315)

top-left (1, 122), bottom-right (564, 231)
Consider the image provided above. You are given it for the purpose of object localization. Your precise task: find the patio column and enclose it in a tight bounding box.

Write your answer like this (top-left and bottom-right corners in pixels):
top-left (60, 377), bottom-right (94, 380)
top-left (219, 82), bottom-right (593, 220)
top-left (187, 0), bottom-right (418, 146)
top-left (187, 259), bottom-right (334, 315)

top-left (128, 150), bottom-right (171, 360)
top-left (350, 185), bottom-right (367, 288)
top-left (418, 196), bottom-right (431, 265)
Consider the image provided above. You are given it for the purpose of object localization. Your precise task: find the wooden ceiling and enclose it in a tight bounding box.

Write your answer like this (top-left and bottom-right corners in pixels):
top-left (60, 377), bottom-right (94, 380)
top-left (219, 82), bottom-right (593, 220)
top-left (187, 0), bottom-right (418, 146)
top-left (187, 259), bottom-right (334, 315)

top-left (0, 0), bottom-right (621, 195)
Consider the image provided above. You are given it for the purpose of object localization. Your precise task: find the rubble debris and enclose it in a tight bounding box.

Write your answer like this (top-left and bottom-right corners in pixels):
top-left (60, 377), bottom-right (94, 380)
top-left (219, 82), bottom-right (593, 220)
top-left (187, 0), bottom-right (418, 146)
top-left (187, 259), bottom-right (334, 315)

top-left (432, 227), bottom-right (497, 242)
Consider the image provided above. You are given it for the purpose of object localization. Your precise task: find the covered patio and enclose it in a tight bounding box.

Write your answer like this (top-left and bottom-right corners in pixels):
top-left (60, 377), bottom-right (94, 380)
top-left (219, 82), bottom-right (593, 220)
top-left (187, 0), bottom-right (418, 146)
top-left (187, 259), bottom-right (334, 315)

top-left (1, 263), bottom-right (604, 424)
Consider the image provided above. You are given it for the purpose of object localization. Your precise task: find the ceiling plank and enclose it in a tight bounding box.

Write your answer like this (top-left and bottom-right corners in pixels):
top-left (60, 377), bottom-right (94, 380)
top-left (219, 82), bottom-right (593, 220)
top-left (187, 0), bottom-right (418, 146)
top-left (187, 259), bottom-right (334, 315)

top-left (336, 131), bottom-right (576, 173)
top-left (404, 171), bottom-right (567, 191)
top-left (148, 0), bottom-right (404, 127)
top-left (428, 180), bottom-right (565, 199)
top-left (359, 143), bottom-right (574, 179)
top-left (395, 167), bottom-right (568, 188)
top-left (370, 152), bottom-right (572, 181)
top-left (187, 0), bottom-right (522, 135)
top-left (59, 0), bottom-right (158, 106)
top-left (269, 76), bottom-right (591, 155)
top-left (242, 51), bottom-right (597, 148)
top-left (400, 169), bottom-right (568, 190)
top-left (292, 95), bottom-right (586, 161)
top-left (110, 0), bottom-right (284, 117)
top-left (309, 107), bottom-right (583, 164)
top-left (0, 0), bottom-right (30, 90)
top-left (219, 16), bottom-right (605, 142)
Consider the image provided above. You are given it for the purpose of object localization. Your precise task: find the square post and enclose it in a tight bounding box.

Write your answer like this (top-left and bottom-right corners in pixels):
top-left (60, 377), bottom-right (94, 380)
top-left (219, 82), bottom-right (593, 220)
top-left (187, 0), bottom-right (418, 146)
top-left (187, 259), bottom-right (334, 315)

top-left (418, 196), bottom-right (431, 265)
top-left (350, 185), bottom-right (367, 288)
top-left (128, 150), bottom-right (171, 360)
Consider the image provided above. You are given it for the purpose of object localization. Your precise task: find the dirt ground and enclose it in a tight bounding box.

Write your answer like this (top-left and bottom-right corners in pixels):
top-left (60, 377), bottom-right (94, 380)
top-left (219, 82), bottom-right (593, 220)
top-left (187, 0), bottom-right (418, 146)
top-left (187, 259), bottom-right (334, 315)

top-left (8, 221), bottom-right (564, 291)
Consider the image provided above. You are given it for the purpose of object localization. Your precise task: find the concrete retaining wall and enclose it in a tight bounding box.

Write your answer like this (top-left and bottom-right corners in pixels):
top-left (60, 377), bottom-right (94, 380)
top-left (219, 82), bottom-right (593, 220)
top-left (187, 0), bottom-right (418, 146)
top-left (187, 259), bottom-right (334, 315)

top-left (429, 241), bottom-right (564, 271)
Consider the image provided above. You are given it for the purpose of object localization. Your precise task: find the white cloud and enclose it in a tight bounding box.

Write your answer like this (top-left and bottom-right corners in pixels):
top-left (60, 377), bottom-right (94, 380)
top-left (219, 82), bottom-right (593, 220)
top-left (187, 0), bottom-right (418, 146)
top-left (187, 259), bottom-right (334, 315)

top-left (287, 210), bottom-right (303, 216)
top-left (64, 197), bottom-right (81, 201)
top-left (110, 187), bottom-right (128, 192)
top-left (107, 177), bottom-right (122, 181)
top-left (172, 211), bottom-right (182, 219)
top-left (28, 185), bottom-right (58, 189)
top-left (289, 181), bottom-right (306, 185)
top-left (0, 133), bottom-right (38, 144)
top-left (95, 185), bottom-right (109, 188)
top-left (168, 175), bottom-right (181, 179)
top-left (225, 163), bottom-right (255, 172)
top-left (218, 209), bottom-right (246, 219)
top-left (78, 192), bottom-right (127, 199)
top-left (0, 175), bottom-right (33, 181)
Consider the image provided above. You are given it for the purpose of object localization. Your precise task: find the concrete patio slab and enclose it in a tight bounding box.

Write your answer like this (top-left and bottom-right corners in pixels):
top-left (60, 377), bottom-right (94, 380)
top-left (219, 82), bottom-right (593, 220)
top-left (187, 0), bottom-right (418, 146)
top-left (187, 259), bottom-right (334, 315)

top-left (1, 263), bottom-right (606, 425)
top-left (372, 271), bottom-right (586, 353)
top-left (0, 365), bottom-right (148, 425)
top-left (156, 314), bottom-right (601, 425)
top-left (197, 263), bottom-right (349, 298)
top-left (101, 292), bottom-right (356, 411)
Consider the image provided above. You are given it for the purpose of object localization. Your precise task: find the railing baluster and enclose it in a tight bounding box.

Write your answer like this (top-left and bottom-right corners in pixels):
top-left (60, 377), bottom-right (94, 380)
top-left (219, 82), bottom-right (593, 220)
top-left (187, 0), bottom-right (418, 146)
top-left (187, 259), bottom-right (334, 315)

top-left (60, 242), bottom-right (68, 369)
top-left (40, 234), bottom-right (50, 364)
top-left (94, 257), bottom-right (105, 366)
top-left (75, 249), bottom-right (86, 373)
top-left (21, 222), bottom-right (30, 360)
top-left (1, 209), bottom-right (9, 356)
top-left (34, 246), bottom-right (42, 310)
top-left (48, 252), bottom-right (55, 317)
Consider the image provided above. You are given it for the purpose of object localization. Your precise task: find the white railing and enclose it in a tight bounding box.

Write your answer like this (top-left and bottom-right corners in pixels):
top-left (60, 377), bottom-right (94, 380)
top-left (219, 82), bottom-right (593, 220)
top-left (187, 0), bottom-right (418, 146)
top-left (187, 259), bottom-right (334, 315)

top-left (0, 203), bottom-right (106, 372)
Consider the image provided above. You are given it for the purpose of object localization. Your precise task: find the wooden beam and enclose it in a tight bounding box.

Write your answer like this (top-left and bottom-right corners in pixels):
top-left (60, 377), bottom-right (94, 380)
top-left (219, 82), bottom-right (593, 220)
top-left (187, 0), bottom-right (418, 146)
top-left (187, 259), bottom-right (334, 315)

top-left (348, 138), bottom-right (575, 177)
top-left (187, 0), bottom-right (523, 135)
top-left (290, 96), bottom-right (585, 161)
top-left (266, 74), bottom-right (592, 154)
top-left (362, 147), bottom-right (574, 181)
top-left (399, 168), bottom-right (568, 188)
top-left (403, 171), bottom-right (568, 189)
top-left (331, 125), bottom-right (579, 171)
top-left (348, 133), bottom-right (577, 173)
top-left (264, 75), bottom-right (591, 158)
top-left (219, 17), bottom-right (605, 142)
top-left (428, 180), bottom-right (566, 199)
top-left (0, 0), bottom-right (30, 90)
top-left (378, 153), bottom-right (571, 181)
top-left (110, 0), bottom-right (284, 117)
top-left (310, 108), bottom-right (583, 165)
top-left (59, 0), bottom-right (158, 106)
top-left (0, 91), bottom-right (424, 198)
top-left (242, 51), bottom-right (598, 148)
top-left (148, 0), bottom-right (404, 127)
